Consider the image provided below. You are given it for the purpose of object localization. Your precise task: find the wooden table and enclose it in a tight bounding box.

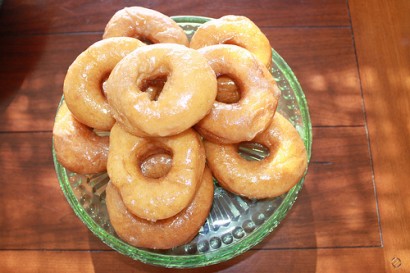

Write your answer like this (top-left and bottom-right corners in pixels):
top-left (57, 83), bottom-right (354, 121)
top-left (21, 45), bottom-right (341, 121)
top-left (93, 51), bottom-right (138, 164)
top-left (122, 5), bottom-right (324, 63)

top-left (1, 1), bottom-right (409, 272)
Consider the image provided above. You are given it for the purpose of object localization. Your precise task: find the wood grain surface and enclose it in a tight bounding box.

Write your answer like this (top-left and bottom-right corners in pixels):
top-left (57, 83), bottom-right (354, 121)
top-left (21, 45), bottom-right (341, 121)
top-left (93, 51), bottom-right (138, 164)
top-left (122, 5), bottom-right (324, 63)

top-left (349, 0), bottom-right (410, 272)
top-left (0, 0), bottom-right (349, 35)
top-left (0, 0), bottom-right (407, 272)
top-left (0, 248), bottom-right (385, 273)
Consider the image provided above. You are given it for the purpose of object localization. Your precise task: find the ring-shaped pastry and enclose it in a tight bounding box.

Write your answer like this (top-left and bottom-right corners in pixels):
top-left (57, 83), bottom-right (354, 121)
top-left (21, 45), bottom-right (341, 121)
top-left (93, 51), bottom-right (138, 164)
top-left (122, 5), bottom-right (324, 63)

top-left (204, 113), bottom-right (308, 199)
top-left (107, 123), bottom-right (206, 221)
top-left (63, 37), bottom-right (145, 131)
top-left (195, 44), bottom-right (280, 144)
top-left (103, 6), bottom-right (189, 46)
top-left (105, 167), bottom-right (214, 249)
top-left (106, 43), bottom-right (217, 137)
top-left (190, 15), bottom-right (272, 68)
top-left (53, 102), bottom-right (109, 174)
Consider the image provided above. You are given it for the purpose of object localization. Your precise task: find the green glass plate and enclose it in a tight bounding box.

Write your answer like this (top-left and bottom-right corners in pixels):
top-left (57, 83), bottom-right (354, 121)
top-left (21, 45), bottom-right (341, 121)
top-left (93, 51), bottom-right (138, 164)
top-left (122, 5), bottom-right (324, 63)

top-left (53, 16), bottom-right (312, 268)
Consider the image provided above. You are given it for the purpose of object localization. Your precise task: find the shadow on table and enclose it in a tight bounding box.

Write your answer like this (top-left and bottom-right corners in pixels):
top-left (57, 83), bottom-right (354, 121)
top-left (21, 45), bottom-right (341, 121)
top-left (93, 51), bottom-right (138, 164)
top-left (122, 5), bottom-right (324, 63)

top-left (0, 1), bottom-right (50, 115)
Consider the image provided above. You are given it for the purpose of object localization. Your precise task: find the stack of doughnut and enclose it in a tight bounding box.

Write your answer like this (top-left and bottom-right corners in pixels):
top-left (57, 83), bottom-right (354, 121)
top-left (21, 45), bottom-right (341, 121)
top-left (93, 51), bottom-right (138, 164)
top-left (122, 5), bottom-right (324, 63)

top-left (53, 6), bottom-right (308, 250)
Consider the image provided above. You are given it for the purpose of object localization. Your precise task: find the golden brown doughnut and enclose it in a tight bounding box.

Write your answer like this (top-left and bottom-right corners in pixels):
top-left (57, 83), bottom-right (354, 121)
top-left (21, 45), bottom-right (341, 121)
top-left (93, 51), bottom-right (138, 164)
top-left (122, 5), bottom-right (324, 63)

top-left (190, 15), bottom-right (272, 68)
top-left (53, 102), bottom-right (109, 174)
top-left (205, 113), bottom-right (308, 199)
top-left (105, 43), bottom-right (217, 137)
top-left (63, 37), bottom-right (145, 131)
top-left (195, 44), bottom-right (280, 144)
top-left (105, 167), bottom-right (214, 249)
top-left (103, 6), bottom-right (189, 46)
top-left (107, 123), bottom-right (206, 221)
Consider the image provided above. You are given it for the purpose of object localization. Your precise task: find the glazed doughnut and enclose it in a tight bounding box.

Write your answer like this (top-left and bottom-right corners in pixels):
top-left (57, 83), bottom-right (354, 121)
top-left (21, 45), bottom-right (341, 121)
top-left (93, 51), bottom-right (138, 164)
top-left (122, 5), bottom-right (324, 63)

top-left (190, 15), bottom-right (272, 68)
top-left (103, 6), bottom-right (189, 46)
top-left (105, 43), bottom-right (217, 137)
top-left (53, 102), bottom-right (109, 174)
top-left (195, 44), bottom-right (280, 144)
top-left (107, 123), bottom-right (206, 221)
top-left (105, 167), bottom-right (214, 249)
top-left (63, 37), bottom-right (145, 131)
top-left (205, 113), bottom-right (308, 199)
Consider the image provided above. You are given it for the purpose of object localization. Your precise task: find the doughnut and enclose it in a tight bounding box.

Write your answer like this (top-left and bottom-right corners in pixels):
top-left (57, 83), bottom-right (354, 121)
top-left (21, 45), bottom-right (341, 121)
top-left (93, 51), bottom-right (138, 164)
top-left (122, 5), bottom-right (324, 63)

top-left (63, 37), bottom-right (145, 131)
top-left (105, 167), bottom-right (214, 249)
top-left (195, 44), bottom-right (280, 144)
top-left (53, 102), bottom-right (109, 174)
top-left (190, 15), bottom-right (272, 68)
top-left (107, 123), bottom-right (206, 221)
top-left (103, 6), bottom-right (189, 46)
top-left (105, 43), bottom-right (217, 137)
top-left (204, 113), bottom-right (308, 199)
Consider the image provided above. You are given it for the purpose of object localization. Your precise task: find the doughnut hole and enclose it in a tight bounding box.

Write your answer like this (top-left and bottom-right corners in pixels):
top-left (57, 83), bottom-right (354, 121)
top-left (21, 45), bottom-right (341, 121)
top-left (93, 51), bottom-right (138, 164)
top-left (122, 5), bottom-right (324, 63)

top-left (216, 75), bottom-right (241, 104)
top-left (237, 141), bottom-right (270, 161)
top-left (137, 145), bottom-right (173, 179)
top-left (139, 75), bottom-right (168, 101)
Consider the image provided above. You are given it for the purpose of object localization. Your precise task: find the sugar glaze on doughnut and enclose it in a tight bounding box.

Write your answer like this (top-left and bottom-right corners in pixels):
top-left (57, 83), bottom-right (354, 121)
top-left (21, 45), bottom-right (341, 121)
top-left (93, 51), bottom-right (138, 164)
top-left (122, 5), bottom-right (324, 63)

top-left (205, 113), bottom-right (308, 199)
top-left (105, 167), bottom-right (214, 249)
top-left (196, 44), bottom-right (280, 144)
top-left (106, 43), bottom-right (217, 137)
top-left (63, 37), bottom-right (145, 131)
top-left (53, 102), bottom-right (109, 174)
top-left (107, 123), bottom-right (206, 221)
top-left (103, 6), bottom-right (189, 46)
top-left (190, 15), bottom-right (272, 68)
